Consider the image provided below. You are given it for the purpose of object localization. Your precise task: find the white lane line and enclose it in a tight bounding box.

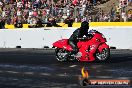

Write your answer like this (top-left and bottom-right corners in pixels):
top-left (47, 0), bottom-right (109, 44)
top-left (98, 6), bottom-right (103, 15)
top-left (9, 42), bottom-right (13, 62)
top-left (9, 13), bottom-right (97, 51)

top-left (91, 65), bottom-right (102, 69)
top-left (40, 73), bottom-right (51, 76)
top-left (117, 77), bottom-right (132, 79)
top-left (89, 76), bottom-right (132, 79)
top-left (0, 71), bottom-right (3, 73)
top-left (24, 72), bottom-right (34, 75)
top-left (106, 69), bottom-right (132, 73)
top-left (106, 69), bottom-right (118, 72)
top-left (69, 65), bottom-right (77, 68)
top-left (6, 71), bottom-right (19, 74)
top-left (12, 79), bottom-right (18, 80)
top-left (94, 76), bottom-right (114, 79)
top-left (97, 70), bottom-right (101, 72)
top-left (57, 74), bottom-right (68, 77)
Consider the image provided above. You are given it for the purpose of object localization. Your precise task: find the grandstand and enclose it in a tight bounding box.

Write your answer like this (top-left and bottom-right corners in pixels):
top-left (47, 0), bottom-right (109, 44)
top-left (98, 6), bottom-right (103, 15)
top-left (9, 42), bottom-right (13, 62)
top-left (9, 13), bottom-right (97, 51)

top-left (0, 0), bottom-right (132, 29)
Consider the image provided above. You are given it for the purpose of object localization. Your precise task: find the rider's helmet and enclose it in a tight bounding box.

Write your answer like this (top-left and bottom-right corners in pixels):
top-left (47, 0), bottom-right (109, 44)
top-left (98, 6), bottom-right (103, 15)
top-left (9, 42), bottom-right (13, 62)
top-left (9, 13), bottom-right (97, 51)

top-left (81, 21), bottom-right (89, 30)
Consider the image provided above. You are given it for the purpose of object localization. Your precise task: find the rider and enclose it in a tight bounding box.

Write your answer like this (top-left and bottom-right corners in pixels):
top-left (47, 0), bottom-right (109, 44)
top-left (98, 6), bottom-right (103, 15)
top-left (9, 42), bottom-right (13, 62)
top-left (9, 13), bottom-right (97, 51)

top-left (64, 21), bottom-right (92, 60)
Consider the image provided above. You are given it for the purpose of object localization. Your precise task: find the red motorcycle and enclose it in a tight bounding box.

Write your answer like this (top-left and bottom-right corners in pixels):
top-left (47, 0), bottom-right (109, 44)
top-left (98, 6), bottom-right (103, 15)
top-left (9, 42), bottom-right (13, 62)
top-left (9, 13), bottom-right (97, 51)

top-left (53, 30), bottom-right (110, 62)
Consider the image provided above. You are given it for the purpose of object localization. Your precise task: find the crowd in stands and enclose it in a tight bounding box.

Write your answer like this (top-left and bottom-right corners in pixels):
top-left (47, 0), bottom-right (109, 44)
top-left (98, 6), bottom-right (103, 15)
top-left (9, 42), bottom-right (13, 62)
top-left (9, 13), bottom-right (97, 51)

top-left (0, 0), bottom-right (132, 28)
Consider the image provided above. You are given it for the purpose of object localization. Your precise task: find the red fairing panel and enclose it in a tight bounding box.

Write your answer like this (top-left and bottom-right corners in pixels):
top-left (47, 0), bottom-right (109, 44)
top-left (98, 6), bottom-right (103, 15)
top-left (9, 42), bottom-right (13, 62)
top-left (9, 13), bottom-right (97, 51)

top-left (53, 39), bottom-right (73, 51)
top-left (98, 43), bottom-right (109, 52)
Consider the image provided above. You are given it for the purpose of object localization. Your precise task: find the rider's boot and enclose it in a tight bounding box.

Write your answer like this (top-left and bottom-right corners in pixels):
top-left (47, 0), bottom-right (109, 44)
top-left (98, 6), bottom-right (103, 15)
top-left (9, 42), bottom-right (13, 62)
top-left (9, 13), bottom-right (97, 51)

top-left (63, 52), bottom-right (73, 60)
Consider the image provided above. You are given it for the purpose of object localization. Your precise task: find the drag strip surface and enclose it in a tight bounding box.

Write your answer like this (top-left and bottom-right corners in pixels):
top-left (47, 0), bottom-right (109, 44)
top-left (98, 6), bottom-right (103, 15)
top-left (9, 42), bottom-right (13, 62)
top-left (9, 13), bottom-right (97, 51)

top-left (0, 49), bottom-right (132, 88)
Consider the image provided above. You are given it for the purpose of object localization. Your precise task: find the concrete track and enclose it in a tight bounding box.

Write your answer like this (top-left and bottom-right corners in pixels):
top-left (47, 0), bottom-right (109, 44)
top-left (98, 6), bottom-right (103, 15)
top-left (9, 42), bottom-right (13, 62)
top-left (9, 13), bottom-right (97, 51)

top-left (0, 49), bottom-right (132, 88)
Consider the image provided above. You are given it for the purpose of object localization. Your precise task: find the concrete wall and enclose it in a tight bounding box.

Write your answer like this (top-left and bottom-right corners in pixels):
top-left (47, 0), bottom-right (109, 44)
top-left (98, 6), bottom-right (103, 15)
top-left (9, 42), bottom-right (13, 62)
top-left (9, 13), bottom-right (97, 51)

top-left (0, 27), bottom-right (132, 49)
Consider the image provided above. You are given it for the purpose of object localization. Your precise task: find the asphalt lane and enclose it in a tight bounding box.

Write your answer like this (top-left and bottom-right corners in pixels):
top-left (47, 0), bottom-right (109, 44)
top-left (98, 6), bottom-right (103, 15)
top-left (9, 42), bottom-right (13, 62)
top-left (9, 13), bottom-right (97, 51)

top-left (0, 49), bottom-right (132, 88)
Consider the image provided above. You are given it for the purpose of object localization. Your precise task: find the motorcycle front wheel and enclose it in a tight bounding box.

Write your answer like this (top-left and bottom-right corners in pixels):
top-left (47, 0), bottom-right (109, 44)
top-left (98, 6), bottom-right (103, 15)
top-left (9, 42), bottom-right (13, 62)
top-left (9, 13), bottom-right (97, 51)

top-left (95, 48), bottom-right (110, 62)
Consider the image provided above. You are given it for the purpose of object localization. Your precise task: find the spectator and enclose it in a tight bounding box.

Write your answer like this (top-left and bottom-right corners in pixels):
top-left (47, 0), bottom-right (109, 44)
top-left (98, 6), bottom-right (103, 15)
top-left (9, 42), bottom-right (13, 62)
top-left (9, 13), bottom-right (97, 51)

top-left (33, 8), bottom-right (38, 17)
top-left (114, 13), bottom-right (121, 22)
top-left (35, 18), bottom-right (44, 28)
top-left (17, 8), bottom-right (22, 16)
top-left (94, 14), bottom-right (100, 22)
top-left (0, 0), bottom-right (131, 28)
top-left (14, 19), bottom-right (23, 28)
top-left (110, 6), bottom-right (116, 22)
top-left (93, 0), bottom-right (97, 5)
top-left (128, 0), bottom-right (132, 5)
top-left (128, 14), bottom-right (132, 21)
top-left (116, 6), bottom-right (120, 14)
top-left (103, 14), bottom-right (110, 22)
top-left (0, 18), bottom-right (5, 29)
top-left (64, 16), bottom-right (74, 27)
top-left (121, 11), bottom-right (127, 22)
top-left (46, 17), bottom-right (62, 27)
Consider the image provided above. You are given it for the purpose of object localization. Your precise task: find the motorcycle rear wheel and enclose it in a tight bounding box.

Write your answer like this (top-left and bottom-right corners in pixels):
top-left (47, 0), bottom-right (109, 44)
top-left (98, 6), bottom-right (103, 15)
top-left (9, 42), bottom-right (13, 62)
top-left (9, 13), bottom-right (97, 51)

top-left (95, 48), bottom-right (110, 62)
top-left (55, 48), bottom-right (68, 62)
top-left (55, 48), bottom-right (77, 62)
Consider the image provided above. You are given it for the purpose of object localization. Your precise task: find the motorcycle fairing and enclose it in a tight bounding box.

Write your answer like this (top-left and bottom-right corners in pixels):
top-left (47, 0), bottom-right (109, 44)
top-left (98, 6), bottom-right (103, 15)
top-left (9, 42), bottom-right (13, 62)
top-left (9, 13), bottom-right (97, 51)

top-left (78, 39), bottom-right (100, 61)
top-left (53, 39), bottom-right (73, 51)
top-left (98, 43), bottom-right (109, 53)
